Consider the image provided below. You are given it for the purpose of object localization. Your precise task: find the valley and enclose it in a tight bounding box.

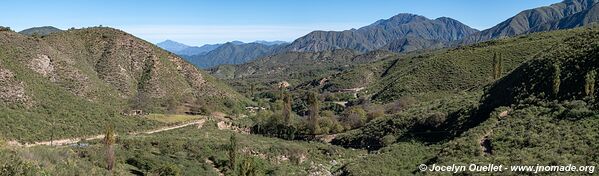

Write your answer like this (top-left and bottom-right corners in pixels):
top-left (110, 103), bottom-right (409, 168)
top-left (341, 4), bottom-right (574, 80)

top-left (1, 0), bottom-right (599, 175)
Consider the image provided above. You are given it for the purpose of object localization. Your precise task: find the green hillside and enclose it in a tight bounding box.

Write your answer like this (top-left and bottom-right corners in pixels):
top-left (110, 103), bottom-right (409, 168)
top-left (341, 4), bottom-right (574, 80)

top-left (368, 28), bottom-right (584, 102)
top-left (333, 27), bottom-right (599, 175)
top-left (433, 27), bottom-right (599, 175)
top-left (0, 120), bottom-right (366, 175)
top-left (0, 27), bottom-right (247, 142)
top-left (209, 49), bottom-right (360, 94)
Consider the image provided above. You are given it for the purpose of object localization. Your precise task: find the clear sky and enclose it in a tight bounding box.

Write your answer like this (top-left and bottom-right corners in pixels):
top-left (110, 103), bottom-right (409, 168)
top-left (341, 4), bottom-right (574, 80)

top-left (1, 0), bottom-right (560, 46)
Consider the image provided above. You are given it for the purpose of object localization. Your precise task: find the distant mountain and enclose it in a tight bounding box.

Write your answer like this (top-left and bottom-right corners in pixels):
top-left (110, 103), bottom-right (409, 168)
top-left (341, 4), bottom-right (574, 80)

top-left (176, 44), bottom-right (222, 56)
top-left (285, 13), bottom-right (478, 53)
top-left (230, 40), bottom-right (245, 45)
top-left (184, 42), bottom-right (284, 68)
top-left (252, 40), bottom-right (288, 46)
top-left (158, 40), bottom-right (285, 56)
top-left (18, 26), bottom-right (62, 36)
top-left (461, 0), bottom-right (599, 43)
top-left (156, 40), bottom-right (190, 53)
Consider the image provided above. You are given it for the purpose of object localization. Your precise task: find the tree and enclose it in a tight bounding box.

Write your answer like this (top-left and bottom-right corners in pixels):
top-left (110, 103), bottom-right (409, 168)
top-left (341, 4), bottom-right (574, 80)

top-left (282, 92), bottom-right (293, 125)
top-left (498, 53), bottom-right (503, 78)
top-left (166, 97), bottom-right (178, 114)
top-left (306, 91), bottom-right (320, 134)
top-left (249, 84), bottom-right (256, 99)
top-left (104, 124), bottom-right (116, 172)
top-left (237, 156), bottom-right (264, 176)
top-left (492, 52), bottom-right (503, 80)
top-left (585, 70), bottom-right (596, 97)
top-left (228, 134), bottom-right (238, 172)
top-left (0, 26), bottom-right (12, 32)
top-left (552, 64), bottom-right (561, 97)
top-left (132, 92), bottom-right (148, 111)
top-left (342, 107), bottom-right (367, 129)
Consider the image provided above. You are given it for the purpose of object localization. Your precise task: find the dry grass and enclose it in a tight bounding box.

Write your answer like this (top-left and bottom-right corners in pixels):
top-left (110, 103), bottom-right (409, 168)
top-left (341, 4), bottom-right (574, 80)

top-left (145, 114), bottom-right (202, 123)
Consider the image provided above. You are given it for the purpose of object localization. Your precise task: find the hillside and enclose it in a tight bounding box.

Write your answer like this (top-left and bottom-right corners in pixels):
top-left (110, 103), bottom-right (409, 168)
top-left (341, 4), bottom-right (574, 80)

top-left (382, 36), bottom-right (445, 53)
top-left (285, 13), bottom-right (478, 53)
top-left (461, 0), bottom-right (599, 43)
top-left (18, 26), bottom-right (62, 36)
top-left (327, 27), bottom-right (599, 147)
top-left (481, 27), bottom-right (599, 111)
top-left (332, 27), bottom-right (599, 175)
top-left (208, 49), bottom-right (401, 96)
top-left (0, 27), bottom-right (246, 141)
top-left (367, 27), bottom-right (585, 102)
top-left (433, 27), bottom-right (599, 174)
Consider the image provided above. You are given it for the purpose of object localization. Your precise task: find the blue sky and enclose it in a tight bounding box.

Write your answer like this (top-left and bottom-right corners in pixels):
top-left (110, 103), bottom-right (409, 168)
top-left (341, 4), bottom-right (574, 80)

top-left (1, 0), bottom-right (559, 46)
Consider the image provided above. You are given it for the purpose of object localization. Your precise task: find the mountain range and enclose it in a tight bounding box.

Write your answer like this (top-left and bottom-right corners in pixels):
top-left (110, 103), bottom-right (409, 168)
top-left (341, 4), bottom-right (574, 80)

top-left (461, 0), bottom-right (599, 43)
top-left (157, 40), bottom-right (288, 68)
top-left (157, 40), bottom-right (286, 56)
top-left (184, 42), bottom-right (285, 68)
top-left (184, 0), bottom-right (599, 69)
top-left (285, 14), bottom-right (479, 53)
top-left (18, 0), bottom-right (599, 72)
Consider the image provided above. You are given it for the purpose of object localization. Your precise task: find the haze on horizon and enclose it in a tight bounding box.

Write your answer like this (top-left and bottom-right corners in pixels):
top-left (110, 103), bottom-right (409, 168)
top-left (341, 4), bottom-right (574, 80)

top-left (1, 0), bottom-right (559, 46)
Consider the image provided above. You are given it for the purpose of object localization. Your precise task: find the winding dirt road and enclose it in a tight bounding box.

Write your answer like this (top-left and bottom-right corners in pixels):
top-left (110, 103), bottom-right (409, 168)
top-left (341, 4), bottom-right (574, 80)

top-left (8, 119), bottom-right (206, 148)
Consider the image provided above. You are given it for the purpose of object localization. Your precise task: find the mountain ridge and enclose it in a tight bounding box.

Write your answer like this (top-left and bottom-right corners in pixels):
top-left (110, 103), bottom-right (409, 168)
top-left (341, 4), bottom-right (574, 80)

top-left (285, 13), bottom-right (479, 53)
top-left (461, 0), bottom-right (599, 43)
top-left (184, 42), bottom-right (284, 68)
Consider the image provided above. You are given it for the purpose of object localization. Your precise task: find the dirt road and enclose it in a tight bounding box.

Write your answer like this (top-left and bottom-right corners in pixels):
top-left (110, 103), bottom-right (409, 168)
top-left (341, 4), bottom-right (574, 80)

top-left (8, 119), bottom-right (206, 148)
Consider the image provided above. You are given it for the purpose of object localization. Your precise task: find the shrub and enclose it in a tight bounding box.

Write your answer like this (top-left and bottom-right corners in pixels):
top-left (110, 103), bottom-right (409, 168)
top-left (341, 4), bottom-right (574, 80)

top-left (386, 96), bottom-right (416, 114)
top-left (0, 153), bottom-right (41, 176)
top-left (151, 163), bottom-right (181, 176)
top-left (317, 114), bottom-right (344, 134)
top-left (341, 107), bottom-right (367, 129)
top-left (126, 155), bottom-right (157, 174)
top-left (381, 134), bottom-right (397, 146)
top-left (237, 156), bottom-right (265, 176)
top-left (366, 105), bottom-right (385, 122)
top-left (419, 112), bottom-right (447, 128)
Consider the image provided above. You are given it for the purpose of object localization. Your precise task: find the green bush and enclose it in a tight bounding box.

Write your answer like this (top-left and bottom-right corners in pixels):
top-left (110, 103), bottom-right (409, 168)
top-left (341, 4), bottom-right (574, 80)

top-left (152, 163), bottom-right (181, 176)
top-left (340, 107), bottom-right (367, 129)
